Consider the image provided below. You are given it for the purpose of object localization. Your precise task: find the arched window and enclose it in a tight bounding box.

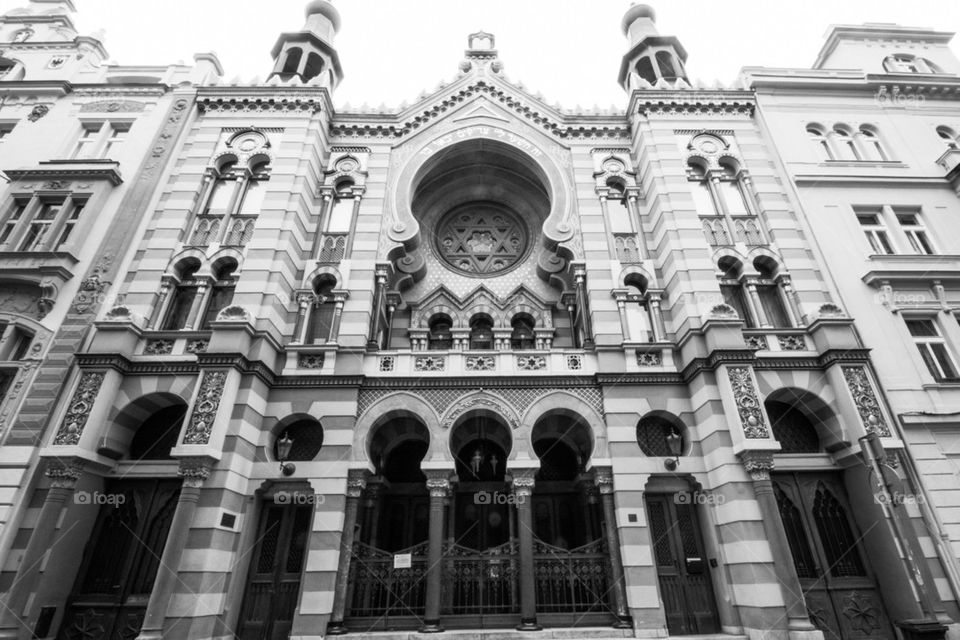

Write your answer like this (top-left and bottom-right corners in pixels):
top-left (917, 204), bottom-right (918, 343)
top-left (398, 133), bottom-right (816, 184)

top-left (766, 400), bottom-right (821, 454)
top-left (306, 276), bottom-right (337, 344)
top-left (200, 260), bottom-right (238, 329)
top-left (687, 162), bottom-right (716, 215)
top-left (193, 159), bottom-right (266, 248)
top-left (635, 56), bottom-right (656, 84)
top-left (204, 161), bottom-right (239, 215)
top-left (326, 180), bottom-right (354, 233)
top-left (717, 258), bottom-right (753, 328)
top-left (718, 163), bottom-right (749, 215)
top-left (0, 59), bottom-right (14, 80)
top-left (128, 404), bottom-right (187, 460)
top-left (428, 315), bottom-right (453, 350)
top-left (0, 322), bottom-right (33, 361)
top-left (655, 51), bottom-right (679, 80)
top-left (303, 52), bottom-right (324, 80)
top-left (624, 277), bottom-right (654, 342)
top-left (162, 261), bottom-right (201, 330)
top-left (510, 314), bottom-right (536, 350)
top-left (857, 127), bottom-right (888, 161)
top-left (807, 125), bottom-right (833, 160)
top-left (832, 126), bottom-right (860, 161)
top-left (702, 218), bottom-right (730, 246)
top-left (755, 262), bottom-right (791, 328)
top-left (937, 126), bottom-right (959, 150)
top-left (282, 48), bottom-right (303, 75)
top-left (274, 419), bottom-right (324, 461)
top-left (469, 315), bottom-right (494, 350)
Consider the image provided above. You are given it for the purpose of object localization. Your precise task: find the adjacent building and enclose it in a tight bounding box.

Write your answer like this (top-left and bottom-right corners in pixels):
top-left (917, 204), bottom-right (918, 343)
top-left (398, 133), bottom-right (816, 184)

top-left (0, 2), bottom-right (957, 640)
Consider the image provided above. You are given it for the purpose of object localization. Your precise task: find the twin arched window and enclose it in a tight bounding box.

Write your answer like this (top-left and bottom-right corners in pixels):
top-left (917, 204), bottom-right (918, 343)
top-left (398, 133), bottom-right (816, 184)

top-left (689, 160), bottom-right (765, 248)
top-left (425, 313), bottom-right (539, 350)
top-left (190, 159), bottom-right (269, 248)
top-left (161, 258), bottom-right (240, 331)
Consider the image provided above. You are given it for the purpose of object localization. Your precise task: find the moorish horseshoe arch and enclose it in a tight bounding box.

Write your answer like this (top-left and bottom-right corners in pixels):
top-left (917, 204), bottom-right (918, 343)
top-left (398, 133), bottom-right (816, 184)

top-left (352, 391), bottom-right (447, 464)
top-left (520, 391), bottom-right (609, 461)
top-left (441, 390), bottom-right (522, 461)
top-left (386, 123), bottom-right (577, 286)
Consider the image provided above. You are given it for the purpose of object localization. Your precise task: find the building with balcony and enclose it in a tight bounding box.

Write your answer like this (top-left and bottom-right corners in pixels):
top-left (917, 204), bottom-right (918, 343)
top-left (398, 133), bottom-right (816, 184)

top-left (0, 2), bottom-right (958, 640)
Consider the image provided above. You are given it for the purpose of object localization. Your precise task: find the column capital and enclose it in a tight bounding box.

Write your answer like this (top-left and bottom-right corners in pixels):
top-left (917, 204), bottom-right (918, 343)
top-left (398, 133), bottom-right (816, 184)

top-left (425, 471), bottom-right (451, 498)
top-left (346, 468), bottom-right (369, 498)
top-left (738, 450), bottom-right (775, 481)
top-left (177, 456), bottom-right (214, 488)
top-left (44, 458), bottom-right (84, 488)
top-left (511, 469), bottom-right (536, 497)
top-left (594, 467), bottom-right (615, 494)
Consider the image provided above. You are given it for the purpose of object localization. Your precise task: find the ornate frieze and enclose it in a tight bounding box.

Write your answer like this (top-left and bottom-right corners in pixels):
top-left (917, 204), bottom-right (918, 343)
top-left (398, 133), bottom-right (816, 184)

top-left (79, 100), bottom-right (146, 113)
top-left (466, 355), bottom-right (496, 371)
top-left (777, 335), bottom-right (806, 351)
top-left (185, 339), bottom-right (209, 354)
top-left (53, 372), bottom-right (105, 445)
top-left (842, 366), bottom-right (891, 437)
top-left (297, 354), bottom-right (325, 370)
top-left (415, 356), bottom-right (446, 372)
top-left (727, 366), bottom-right (768, 438)
top-left (516, 355), bottom-right (546, 371)
top-left (636, 351), bottom-right (663, 367)
top-left (45, 458), bottom-right (85, 488)
top-left (182, 370), bottom-right (228, 445)
top-left (511, 470), bottom-right (536, 497)
top-left (144, 339), bottom-right (174, 355)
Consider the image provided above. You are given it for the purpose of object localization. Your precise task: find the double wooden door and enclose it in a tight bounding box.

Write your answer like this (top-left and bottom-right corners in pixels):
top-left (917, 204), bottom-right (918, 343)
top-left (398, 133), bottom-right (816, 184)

top-left (645, 493), bottom-right (720, 635)
top-left (772, 472), bottom-right (894, 640)
top-left (59, 479), bottom-right (181, 640)
top-left (236, 503), bottom-right (313, 640)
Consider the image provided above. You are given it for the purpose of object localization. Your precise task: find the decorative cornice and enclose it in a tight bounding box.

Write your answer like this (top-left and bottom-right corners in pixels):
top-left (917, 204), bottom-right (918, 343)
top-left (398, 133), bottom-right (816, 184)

top-left (633, 91), bottom-right (756, 117)
top-left (197, 86), bottom-right (329, 114)
top-left (4, 163), bottom-right (122, 186)
top-left (332, 80), bottom-right (629, 141)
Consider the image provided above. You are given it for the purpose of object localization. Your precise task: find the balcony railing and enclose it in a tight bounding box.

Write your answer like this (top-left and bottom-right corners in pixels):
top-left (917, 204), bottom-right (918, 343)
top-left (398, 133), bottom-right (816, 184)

top-left (317, 233), bottom-right (348, 263)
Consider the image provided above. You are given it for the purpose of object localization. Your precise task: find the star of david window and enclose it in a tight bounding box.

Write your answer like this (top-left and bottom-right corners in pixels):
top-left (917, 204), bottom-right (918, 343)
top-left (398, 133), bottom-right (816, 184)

top-left (436, 204), bottom-right (529, 276)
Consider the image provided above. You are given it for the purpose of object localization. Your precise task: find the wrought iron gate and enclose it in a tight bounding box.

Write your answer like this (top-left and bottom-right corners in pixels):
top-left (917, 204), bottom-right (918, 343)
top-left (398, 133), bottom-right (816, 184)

top-left (533, 537), bottom-right (617, 625)
top-left (345, 541), bottom-right (428, 630)
top-left (443, 540), bottom-right (520, 623)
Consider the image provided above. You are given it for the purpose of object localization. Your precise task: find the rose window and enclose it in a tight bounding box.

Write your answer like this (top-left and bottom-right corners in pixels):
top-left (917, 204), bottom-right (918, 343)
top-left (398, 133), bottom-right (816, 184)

top-left (436, 205), bottom-right (528, 276)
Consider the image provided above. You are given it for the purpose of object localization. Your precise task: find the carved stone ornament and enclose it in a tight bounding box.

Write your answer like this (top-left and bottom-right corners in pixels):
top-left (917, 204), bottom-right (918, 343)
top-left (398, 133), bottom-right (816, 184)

top-left (777, 335), bottom-right (806, 351)
top-left (216, 305), bottom-right (250, 322)
top-left (727, 366), bottom-right (769, 439)
top-left (27, 104), bottom-right (49, 122)
top-left (466, 355), bottom-right (496, 371)
top-left (636, 351), bottom-right (662, 367)
top-left (185, 339), bottom-right (209, 354)
top-left (709, 303), bottom-right (739, 319)
top-left (182, 370), bottom-right (228, 445)
top-left (53, 372), bottom-right (106, 445)
top-left (441, 394), bottom-right (520, 431)
top-left (298, 353), bottom-right (325, 369)
top-left (739, 450), bottom-right (774, 481)
top-left (744, 334), bottom-right (766, 351)
top-left (566, 354), bottom-right (582, 370)
top-left (415, 356), bottom-right (445, 372)
top-left (178, 457), bottom-right (213, 488)
top-left (144, 339), bottom-right (174, 355)
top-left (80, 100), bottom-right (146, 113)
top-left (593, 467), bottom-right (614, 494)
top-left (511, 471), bottom-right (536, 497)
top-left (516, 355), bottom-right (546, 371)
top-left (425, 474), bottom-right (451, 498)
top-left (842, 366), bottom-right (891, 437)
top-left (45, 459), bottom-right (85, 488)
top-left (346, 469), bottom-right (369, 498)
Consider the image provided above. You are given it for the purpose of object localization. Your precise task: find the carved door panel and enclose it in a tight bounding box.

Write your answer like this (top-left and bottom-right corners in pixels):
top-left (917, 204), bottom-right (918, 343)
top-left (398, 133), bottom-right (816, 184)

top-left (645, 493), bottom-right (720, 636)
top-left (773, 472), bottom-right (895, 640)
top-left (236, 503), bottom-right (313, 640)
top-left (58, 479), bottom-right (181, 640)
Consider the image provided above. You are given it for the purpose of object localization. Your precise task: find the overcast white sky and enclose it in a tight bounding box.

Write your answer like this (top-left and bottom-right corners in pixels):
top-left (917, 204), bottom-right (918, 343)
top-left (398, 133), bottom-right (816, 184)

top-left (13, 1), bottom-right (960, 109)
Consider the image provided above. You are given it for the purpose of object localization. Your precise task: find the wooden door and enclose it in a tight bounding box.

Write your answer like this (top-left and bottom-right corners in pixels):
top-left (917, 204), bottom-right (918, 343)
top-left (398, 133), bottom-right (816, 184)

top-left (236, 503), bottom-right (313, 640)
top-left (645, 493), bottom-right (720, 635)
top-left (773, 472), bottom-right (894, 640)
top-left (58, 479), bottom-right (181, 640)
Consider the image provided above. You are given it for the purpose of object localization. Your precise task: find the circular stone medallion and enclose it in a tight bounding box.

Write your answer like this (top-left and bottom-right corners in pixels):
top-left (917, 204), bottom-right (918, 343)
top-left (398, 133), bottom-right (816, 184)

top-left (435, 204), bottom-right (529, 277)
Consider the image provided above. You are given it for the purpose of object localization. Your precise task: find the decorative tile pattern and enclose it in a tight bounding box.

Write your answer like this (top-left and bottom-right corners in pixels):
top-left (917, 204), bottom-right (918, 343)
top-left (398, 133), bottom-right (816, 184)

top-left (183, 370), bottom-right (228, 445)
top-left (298, 354), bottom-right (325, 370)
top-left (777, 335), bottom-right (806, 351)
top-left (566, 354), bottom-right (582, 370)
top-left (516, 355), bottom-right (546, 371)
top-left (727, 366), bottom-right (768, 438)
top-left (144, 339), bottom-right (174, 355)
top-left (744, 334), bottom-right (766, 351)
top-left (466, 355), bottom-right (496, 371)
top-left (53, 372), bottom-right (105, 445)
top-left (185, 339), bottom-right (209, 354)
top-left (636, 351), bottom-right (662, 366)
top-left (378, 356), bottom-right (395, 372)
top-left (414, 356), bottom-right (446, 372)
top-left (842, 366), bottom-right (890, 437)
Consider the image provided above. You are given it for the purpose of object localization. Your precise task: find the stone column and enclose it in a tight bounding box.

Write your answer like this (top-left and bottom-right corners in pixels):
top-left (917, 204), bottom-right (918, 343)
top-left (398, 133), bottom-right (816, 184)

top-left (512, 471), bottom-right (541, 631)
top-left (136, 457), bottom-right (213, 640)
top-left (327, 470), bottom-right (368, 635)
top-left (367, 267), bottom-right (388, 350)
top-left (576, 473), bottom-right (597, 541)
top-left (745, 279), bottom-right (769, 327)
top-left (626, 194), bottom-right (650, 259)
top-left (329, 291), bottom-right (349, 343)
top-left (595, 469), bottom-right (632, 629)
top-left (574, 267), bottom-right (595, 349)
top-left (779, 276), bottom-right (803, 327)
top-left (648, 291), bottom-right (666, 342)
top-left (0, 459), bottom-right (84, 640)
top-left (293, 292), bottom-right (312, 344)
top-left (148, 281), bottom-right (172, 329)
top-left (421, 474), bottom-right (450, 633)
top-left (738, 451), bottom-right (819, 637)
top-left (612, 291), bottom-right (630, 342)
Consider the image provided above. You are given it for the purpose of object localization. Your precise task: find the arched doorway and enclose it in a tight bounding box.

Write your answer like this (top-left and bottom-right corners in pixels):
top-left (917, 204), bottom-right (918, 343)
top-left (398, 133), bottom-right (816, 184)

top-left (59, 394), bottom-right (187, 640)
top-left (530, 413), bottom-right (618, 627)
top-left (346, 415), bottom-right (431, 630)
top-left (765, 390), bottom-right (895, 640)
top-left (444, 412), bottom-right (521, 628)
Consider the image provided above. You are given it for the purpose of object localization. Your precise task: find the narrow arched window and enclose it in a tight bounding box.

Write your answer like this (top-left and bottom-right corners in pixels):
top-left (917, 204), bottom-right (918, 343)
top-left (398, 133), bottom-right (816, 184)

top-left (510, 315), bottom-right (536, 350)
top-left (282, 48), bottom-right (303, 75)
top-left (858, 127), bottom-right (888, 161)
top-left (469, 316), bottom-right (494, 350)
top-left (162, 262), bottom-right (201, 330)
top-left (326, 180), bottom-right (354, 233)
top-left (200, 260), bottom-right (238, 329)
top-left (306, 277), bottom-right (337, 344)
top-left (807, 125), bottom-right (833, 161)
top-left (832, 127), bottom-right (860, 161)
top-left (635, 56), bottom-right (656, 84)
top-left (428, 315), bottom-right (453, 350)
top-left (655, 51), bottom-right (679, 80)
top-left (303, 53), bottom-right (324, 80)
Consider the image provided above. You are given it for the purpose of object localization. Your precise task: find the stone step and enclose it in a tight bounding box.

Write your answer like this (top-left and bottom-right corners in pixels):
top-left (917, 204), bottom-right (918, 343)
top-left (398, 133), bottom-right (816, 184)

top-left (348, 630), bottom-right (748, 640)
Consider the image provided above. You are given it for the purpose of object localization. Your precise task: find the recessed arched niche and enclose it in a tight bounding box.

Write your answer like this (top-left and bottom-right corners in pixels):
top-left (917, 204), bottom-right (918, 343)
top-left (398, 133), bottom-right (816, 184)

top-left (388, 134), bottom-right (574, 290)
